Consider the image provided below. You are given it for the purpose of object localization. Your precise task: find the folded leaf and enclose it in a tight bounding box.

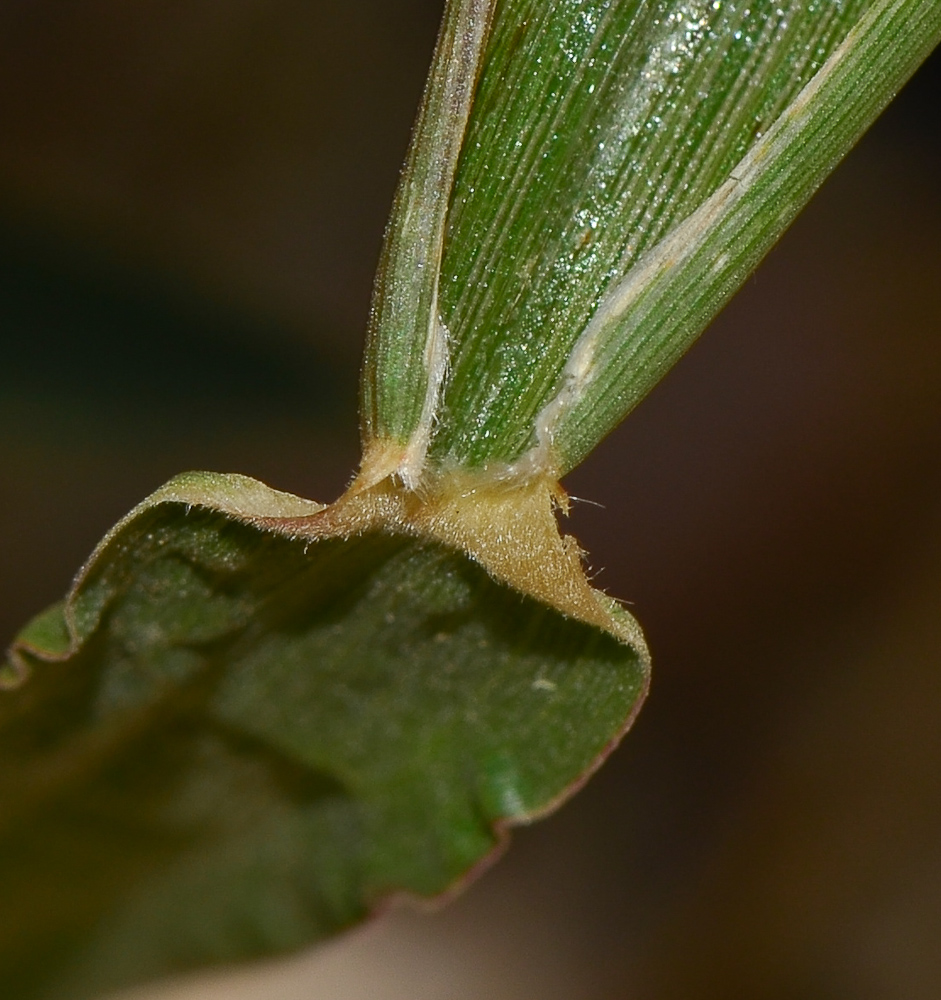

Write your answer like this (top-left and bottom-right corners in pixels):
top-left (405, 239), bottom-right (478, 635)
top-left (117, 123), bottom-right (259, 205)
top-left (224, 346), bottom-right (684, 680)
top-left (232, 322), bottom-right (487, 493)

top-left (365, 0), bottom-right (941, 479)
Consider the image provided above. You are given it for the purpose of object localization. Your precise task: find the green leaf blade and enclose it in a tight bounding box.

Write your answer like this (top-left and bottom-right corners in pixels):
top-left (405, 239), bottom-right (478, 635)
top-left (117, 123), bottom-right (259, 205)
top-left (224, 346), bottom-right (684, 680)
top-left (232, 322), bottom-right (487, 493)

top-left (422, 0), bottom-right (940, 472)
top-left (551, 0), bottom-right (941, 470)
top-left (1, 476), bottom-right (647, 999)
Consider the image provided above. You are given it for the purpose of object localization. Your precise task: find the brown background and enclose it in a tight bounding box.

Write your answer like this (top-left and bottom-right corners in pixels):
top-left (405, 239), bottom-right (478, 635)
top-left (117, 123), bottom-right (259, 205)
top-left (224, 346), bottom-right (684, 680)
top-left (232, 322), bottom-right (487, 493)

top-left (0, 4), bottom-right (939, 998)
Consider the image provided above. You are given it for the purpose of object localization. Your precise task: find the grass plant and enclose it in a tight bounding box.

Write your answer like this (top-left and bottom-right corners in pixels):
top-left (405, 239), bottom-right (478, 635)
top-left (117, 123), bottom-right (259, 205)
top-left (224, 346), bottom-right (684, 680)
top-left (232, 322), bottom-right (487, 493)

top-left (2, 2), bottom-right (940, 997)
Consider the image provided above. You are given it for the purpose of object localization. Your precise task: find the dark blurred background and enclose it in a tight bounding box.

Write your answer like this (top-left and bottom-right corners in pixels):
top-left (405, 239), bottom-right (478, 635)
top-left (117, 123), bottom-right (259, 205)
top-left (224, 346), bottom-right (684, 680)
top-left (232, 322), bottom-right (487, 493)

top-left (1, 4), bottom-right (939, 999)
